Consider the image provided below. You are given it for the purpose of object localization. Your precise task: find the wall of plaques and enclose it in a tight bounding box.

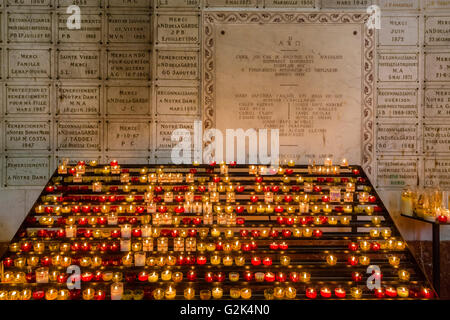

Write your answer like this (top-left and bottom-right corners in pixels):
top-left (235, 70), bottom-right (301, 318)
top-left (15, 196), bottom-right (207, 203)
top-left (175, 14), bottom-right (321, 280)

top-left (0, 0), bottom-right (449, 241)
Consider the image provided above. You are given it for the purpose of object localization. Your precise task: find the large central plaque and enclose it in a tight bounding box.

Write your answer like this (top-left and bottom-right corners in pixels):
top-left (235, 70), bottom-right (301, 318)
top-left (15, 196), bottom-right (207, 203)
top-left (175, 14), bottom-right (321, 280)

top-left (203, 13), bottom-right (375, 174)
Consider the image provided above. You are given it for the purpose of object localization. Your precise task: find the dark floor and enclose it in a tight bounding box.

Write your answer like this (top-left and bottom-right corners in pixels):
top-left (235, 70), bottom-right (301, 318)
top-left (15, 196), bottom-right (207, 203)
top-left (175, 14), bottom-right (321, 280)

top-left (409, 241), bottom-right (450, 299)
top-left (0, 241), bottom-right (448, 299)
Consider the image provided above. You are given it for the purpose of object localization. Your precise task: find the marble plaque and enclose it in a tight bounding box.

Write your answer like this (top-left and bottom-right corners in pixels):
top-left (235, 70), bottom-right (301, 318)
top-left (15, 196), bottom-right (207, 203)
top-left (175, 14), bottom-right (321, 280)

top-left (204, 12), bottom-right (375, 168)
top-left (156, 50), bottom-right (199, 80)
top-left (376, 88), bottom-right (418, 118)
top-left (5, 157), bottom-right (50, 187)
top-left (156, 121), bottom-right (194, 152)
top-left (108, 14), bottom-right (151, 43)
top-left (424, 158), bottom-right (450, 189)
top-left (206, 0), bottom-right (257, 6)
top-left (157, 14), bottom-right (200, 44)
top-left (378, 0), bottom-right (419, 10)
top-left (424, 88), bottom-right (450, 118)
top-left (6, 85), bottom-right (50, 115)
top-left (376, 123), bottom-right (417, 153)
top-left (107, 50), bottom-right (151, 80)
top-left (157, 0), bottom-right (200, 8)
top-left (379, 16), bottom-right (419, 46)
top-left (321, 0), bottom-right (372, 8)
top-left (378, 53), bottom-right (419, 82)
top-left (106, 86), bottom-right (150, 115)
top-left (58, 14), bottom-right (102, 43)
top-left (8, 49), bottom-right (51, 78)
top-left (425, 0), bottom-right (450, 9)
top-left (264, 0), bottom-right (315, 7)
top-left (377, 158), bottom-right (418, 188)
top-left (57, 121), bottom-right (101, 150)
top-left (57, 86), bottom-right (100, 115)
top-left (423, 124), bottom-right (450, 154)
top-left (106, 121), bottom-right (150, 151)
top-left (58, 0), bottom-right (100, 7)
top-left (156, 86), bottom-right (199, 115)
top-left (108, 0), bottom-right (151, 7)
top-left (425, 16), bottom-right (450, 46)
top-left (5, 121), bottom-right (51, 151)
top-left (425, 52), bottom-right (450, 81)
top-left (7, 13), bottom-right (51, 43)
top-left (58, 50), bottom-right (100, 79)
top-left (7, 0), bottom-right (51, 5)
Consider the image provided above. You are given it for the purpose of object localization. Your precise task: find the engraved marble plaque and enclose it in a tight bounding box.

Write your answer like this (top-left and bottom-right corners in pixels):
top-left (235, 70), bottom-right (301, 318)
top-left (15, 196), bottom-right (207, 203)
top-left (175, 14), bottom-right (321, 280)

top-left (205, 0), bottom-right (257, 6)
top-left (425, 16), bottom-right (450, 46)
top-left (58, 50), bottom-right (100, 79)
top-left (204, 12), bottom-right (374, 168)
top-left (7, 0), bottom-right (51, 5)
top-left (425, 0), bottom-right (450, 9)
top-left (5, 157), bottom-right (50, 187)
top-left (321, 0), bottom-right (372, 8)
top-left (156, 50), bottom-right (199, 80)
top-left (5, 121), bottom-right (50, 151)
top-left (157, 14), bottom-right (200, 44)
top-left (424, 88), bottom-right (450, 118)
top-left (57, 121), bottom-right (101, 150)
top-left (376, 88), bottom-right (418, 118)
top-left (6, 85), bottom-right (50, 115)
top-left (108, 14), bottom-right (151, 43)
top-left (425, 52), bottom-right (450, 81)
top-left (378, 0), bottom-right (419, 10)
top-left (107, 50), bottom-right (151, 80)
top-left (106, 86), bottom-right (150, 115)
top-left (379, 16), bottom-right (419, 46)
top-left (376, 123), bottom-right (417, 153)
top-left (264, 0), bottom-right (314, 7)
top-left (157, 0), bottom-right (200, 8)
top-left (58, 14), bottom-right (102, 43)
top-left (108, 0), bottom-right (151, 7)
top-left (8, 49), bottom-right (51, 78)
top-left (377, 159), bottom-right (418, 188)
top-left (424, 158), bottom-right (450, 189)
top-left (156, 86), bottom-right (199, 115)
top-left (106, 121), bottom-right (150, 151)
top-left (57, 86), bottom-right (100, 115)
top-left (378, 53), bottom-right (419, 82)
top-left (58, 0), bottom-right (100, 7)
top-left (7, 13), bottom-right (51, 43)
top-left (423, 124), bottom-right (450, 154)
top-left (156, 121), bottom-right (194, 153)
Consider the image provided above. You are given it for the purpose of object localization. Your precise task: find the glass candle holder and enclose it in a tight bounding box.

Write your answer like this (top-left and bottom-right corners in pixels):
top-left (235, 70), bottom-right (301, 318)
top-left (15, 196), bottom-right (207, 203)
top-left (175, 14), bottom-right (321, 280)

top-left (274, 287), bottom-right (285, 299)
top-left (165, 286), bottom-right (176, 299)
top-left (351, 287), bottom-right (363, 299)
top-left (264, 288), bottom-right (274, 300)
top-left (301, 272), bottom-right (311, 283)
top-left (241, 288), bottom-right (252, 299)
top-left (280, 255), bottom-right (291, 266)
top-left (326, 255), bottom-right (337, 266)
top-left (285, 287), bottom-right (296, 299)
top-left (359, 256), bottom-right (370, 266)
top-left (111, 283), bottom-right (123, 300)
top-left (389, 256), bottom-right (400, 267)
top-left (344, 193), bottom-right (354, 202)
top-left (397, 286), bottom-right (409, 298)
top-left (212, 287), bottom-right (223, 299)
top-left (398, 270), bottom-right (410, 281)
top-left (229, 288), bottom-right (241, 299)
top-left (200, 290), bottom-right (211, 300)
top-left (184, 288), bottom-right (195, 300)
top-left (153, 288), bottom-right (165, 300)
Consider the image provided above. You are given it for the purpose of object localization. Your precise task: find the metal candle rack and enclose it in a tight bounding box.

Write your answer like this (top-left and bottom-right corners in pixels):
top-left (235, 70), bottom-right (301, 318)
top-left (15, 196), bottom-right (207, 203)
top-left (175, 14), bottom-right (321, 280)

top-left (0, 164), bottom-right (435, 300)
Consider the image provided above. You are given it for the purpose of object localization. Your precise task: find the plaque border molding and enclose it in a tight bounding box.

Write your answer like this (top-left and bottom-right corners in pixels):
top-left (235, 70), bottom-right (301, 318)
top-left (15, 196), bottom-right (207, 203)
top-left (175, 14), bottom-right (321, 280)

top-left (203, 12), bottom-right (375, 176)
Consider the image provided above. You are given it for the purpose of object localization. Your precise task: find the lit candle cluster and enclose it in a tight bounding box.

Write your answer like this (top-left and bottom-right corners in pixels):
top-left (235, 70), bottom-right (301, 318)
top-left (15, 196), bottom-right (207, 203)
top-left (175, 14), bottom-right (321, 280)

top-left (0, 159), bottom-right (433, 300)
